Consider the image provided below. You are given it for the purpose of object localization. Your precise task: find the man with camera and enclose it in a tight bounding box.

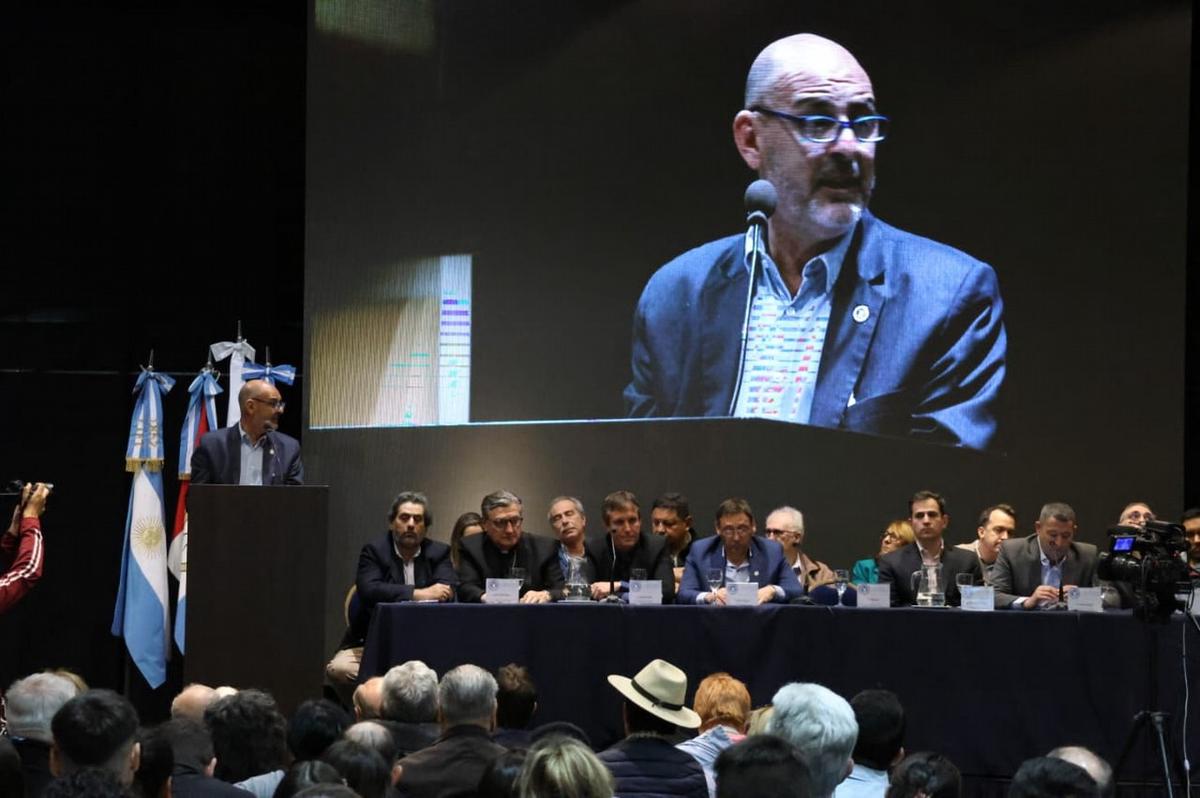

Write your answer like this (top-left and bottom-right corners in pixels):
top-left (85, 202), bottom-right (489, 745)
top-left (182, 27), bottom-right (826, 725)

top-left (1, 482), bottom-right (50, 614)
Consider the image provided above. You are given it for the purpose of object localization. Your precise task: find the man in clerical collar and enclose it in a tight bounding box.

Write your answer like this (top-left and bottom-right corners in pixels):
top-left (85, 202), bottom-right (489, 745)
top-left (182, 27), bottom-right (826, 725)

top-left (584, 491), bottom-right (675, 603)
top-left (651, 493), bottom-right (695, 590)
top-left (677, 497), bottom-right (802, 605)
top-left (457, 490), bottom-right (563, 604)
top-left (877, 490), bottom-right (980, 606)
top-left (763, 506), bottom-right (834, 591)
top-left (990, 502), bottom-right (1107, 610)
top-left (955, 503), bottom-right (1016, 584)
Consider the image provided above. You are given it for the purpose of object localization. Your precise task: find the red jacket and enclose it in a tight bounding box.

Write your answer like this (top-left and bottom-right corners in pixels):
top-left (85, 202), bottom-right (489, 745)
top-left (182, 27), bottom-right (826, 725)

top-left (0, 516), bottom-right (44, 613)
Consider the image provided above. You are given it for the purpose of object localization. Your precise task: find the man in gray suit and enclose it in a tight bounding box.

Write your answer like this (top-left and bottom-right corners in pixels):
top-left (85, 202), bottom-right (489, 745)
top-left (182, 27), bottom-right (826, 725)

top-left (990, 502), bottom-right (1100, 609)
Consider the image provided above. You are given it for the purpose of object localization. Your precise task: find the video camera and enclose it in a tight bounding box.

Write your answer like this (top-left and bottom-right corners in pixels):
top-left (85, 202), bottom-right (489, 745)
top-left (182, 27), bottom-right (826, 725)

top-left (1097, 520), bottom-right (1193, 620)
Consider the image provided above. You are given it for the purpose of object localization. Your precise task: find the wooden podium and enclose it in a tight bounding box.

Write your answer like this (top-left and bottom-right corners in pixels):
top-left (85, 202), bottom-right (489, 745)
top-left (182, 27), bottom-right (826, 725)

top-left (184, 485), bottom-right (329, 715)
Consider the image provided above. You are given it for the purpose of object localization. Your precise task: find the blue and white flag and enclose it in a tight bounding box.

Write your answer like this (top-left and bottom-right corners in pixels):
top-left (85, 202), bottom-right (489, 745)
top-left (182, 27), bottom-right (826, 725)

top-left (112, 367), bottom-right (174, 687)
top-left (210, 337), bottom-right (255, 427)
top-left (241, 360), bottom-right (296, 386)
top-left (169, 367), bottom-right (222, 655)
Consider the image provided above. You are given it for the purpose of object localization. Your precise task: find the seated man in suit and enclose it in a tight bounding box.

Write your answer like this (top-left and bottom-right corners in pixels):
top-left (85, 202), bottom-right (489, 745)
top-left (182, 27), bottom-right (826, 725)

top-left (878, 490), bottom-right (980, 606)
top-left (190, 379), bottom-right (303, 485)
top-left (458, 490), bottom-right (565, 603)
top-left (326, 491), bottom-right (456, 701)
top-left (583, 490), bottom-right (675, 603)
top-left (990, 502), bottom-right (1105, 610)
top-left (955, 503), bottom-right (1016, 585)
top-left (678, 498), bottom-right (802, 604)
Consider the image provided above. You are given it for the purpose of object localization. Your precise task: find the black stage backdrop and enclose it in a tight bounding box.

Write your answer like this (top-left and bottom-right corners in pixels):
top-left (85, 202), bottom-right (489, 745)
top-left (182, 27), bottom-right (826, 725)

top-left (2, 0), bottom-right (1200, 734)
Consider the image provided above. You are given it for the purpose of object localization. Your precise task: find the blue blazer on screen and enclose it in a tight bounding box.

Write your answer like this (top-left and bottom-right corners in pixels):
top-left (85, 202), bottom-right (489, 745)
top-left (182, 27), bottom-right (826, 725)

top-left (190, 425), bottom-right (304, 486)
top-left (622, 212), bottom-right (1006, 451)
top-left (677, 536), bottom-right (802, 604)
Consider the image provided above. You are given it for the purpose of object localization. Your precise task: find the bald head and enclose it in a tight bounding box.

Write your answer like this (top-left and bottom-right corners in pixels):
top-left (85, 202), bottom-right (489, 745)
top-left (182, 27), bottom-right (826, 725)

top-left (745, 34), bottom-right (872, 109)
top-left (171, 684), bottom-right (217, 723)
top-left (354, 677), bottom-right (384, 721)
top-left (1049, 746), bottom-right (1113, 796)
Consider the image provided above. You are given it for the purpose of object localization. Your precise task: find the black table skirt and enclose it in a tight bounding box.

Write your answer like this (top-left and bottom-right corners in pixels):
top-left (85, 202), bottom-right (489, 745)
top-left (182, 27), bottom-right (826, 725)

top-left (361, 603), bottom-right (1198, 782)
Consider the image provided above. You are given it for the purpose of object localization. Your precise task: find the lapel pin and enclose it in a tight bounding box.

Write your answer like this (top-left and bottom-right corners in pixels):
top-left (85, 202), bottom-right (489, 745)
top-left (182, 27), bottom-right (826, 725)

top-left (852, 304), bottom-right (870, 323)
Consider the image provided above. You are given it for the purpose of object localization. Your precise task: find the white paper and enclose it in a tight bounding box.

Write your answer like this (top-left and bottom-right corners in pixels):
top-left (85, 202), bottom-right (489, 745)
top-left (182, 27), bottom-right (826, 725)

top-left (856, 582), bottom-right (891, 608)
top-left (1067, 586), bottom-right (1104, 613)
top-left (960, 585), bottom-right (994, 612)
top-left (725, 581), bottom-right (758, 606)
top-left (485, 578), bottom-right (521, 604)
top-left (628, 579), bottom-right (663, 605)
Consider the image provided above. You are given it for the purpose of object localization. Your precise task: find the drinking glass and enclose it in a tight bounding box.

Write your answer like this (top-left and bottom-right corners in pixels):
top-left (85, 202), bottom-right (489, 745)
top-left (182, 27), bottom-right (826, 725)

top-left (834, 569), bottom-right (849, 604)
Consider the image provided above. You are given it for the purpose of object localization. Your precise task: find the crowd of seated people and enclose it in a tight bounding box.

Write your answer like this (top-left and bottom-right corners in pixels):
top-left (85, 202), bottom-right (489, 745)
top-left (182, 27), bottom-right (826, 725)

top-left (1, 658), bottom-right (1121, 798)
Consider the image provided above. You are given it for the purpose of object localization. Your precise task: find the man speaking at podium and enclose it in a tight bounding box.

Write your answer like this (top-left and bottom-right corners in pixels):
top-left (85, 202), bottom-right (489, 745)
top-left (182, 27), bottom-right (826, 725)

top-left (191, 379), bottom-right (304, 485)
top-left (624, 33), bottom-right (1005, 451)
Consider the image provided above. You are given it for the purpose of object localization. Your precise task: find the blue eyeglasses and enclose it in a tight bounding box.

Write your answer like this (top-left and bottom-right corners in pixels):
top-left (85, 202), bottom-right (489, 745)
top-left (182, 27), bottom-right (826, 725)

top-left (750, 107), bottom-right (889, 143)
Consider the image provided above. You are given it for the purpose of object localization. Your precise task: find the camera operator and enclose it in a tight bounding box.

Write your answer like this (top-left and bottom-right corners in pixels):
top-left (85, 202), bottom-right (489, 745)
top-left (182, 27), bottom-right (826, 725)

top-left (1, 482), bottom-right (49, 614)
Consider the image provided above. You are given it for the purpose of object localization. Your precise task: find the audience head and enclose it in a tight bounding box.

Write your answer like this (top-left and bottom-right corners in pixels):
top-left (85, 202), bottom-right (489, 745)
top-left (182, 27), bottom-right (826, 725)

top-left (517, 734), bottom-right (613, 798)
top-left (1047, 746), bottom-right (1113, 798)
top-left (352, 677), bottom-right (383, 721)
top-left (692, 672), bottom-right (751, 734)
top-left (764, 506), bottom-right (806, 562)
top-left (1009, 756), bottom-right (1099, 798)
top-left (529, 722), bottom-right (591, 749)
top-left (157, 718), bottom-right (214, 774)
top-left (714, 734), bottom-right (812, 798)
top-left (320, 740), bottom-right (389, 798)
top-left (887, 751), bottom-right (961, 798)
top-left (481, 490), bottom-right (525, 553)
top-left (131, 725), bottom-right (173, 798)
top-left (909, 490), bottom-right (949, 545)
top-left (1035, 503), bottom-right (1077, 563)
top-left (601, 491), bottom-right (642, 553)
top-left (171, 684), bottom-right (218, 723)
top-left (438, 664), bottom-right (498, 730)
top-left (1118, 501), bottom-right (1155, 527)
top-left (50, 689), bottom-right (141, 786)
top-left (975, 504), bottom-right (1017, 562)
top-left (547, 497), bottom-right (587, 554)
top-left (608, 659), bottom-right (701, 736)
top-left (343, 722), bottom-right (398, 786)
top-left (291, 782), bottom-right (361, 798)
top-left (477, 749), bottom-right (526, 798)
top-left (767, 682), bottom-right (857, 797)
top-left (380, 661), bottom-right (438, 724)
top-left (496, 664), bottom-right (538, 730)
top-left (650, 493), bottom-right (693, 552)
top-left (714, 498), bottom-right (756, 563)
top-left (5, 672), bottom-right (78, 744)
top-left (203, 689), bottom-right (288, 783)
top-left (849, 689), bottom-right (905, 771)
top-left (44, 670), bottom-right (89, 696)
top-left (274, 761), bottom-right (345, 798)
top-left (288, 699), bottom-right (353, 762)
top-left (746, 705), bottom-right (774, 736)
top-left (42, 769), bottom-right (127, 798)
top-left (879, 519), bottom-right (915, 556)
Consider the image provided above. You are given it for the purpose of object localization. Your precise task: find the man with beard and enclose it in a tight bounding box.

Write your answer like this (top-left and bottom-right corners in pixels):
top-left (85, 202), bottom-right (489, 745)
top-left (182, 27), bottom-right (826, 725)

top-left (191, 380), bottom-right (303, 485)
top-left (624, 33), bottom-right (1005, 451)
top-left (326, 492), bottom-right (456, 699)
top-left (584, 491), bottom-right (675, 603)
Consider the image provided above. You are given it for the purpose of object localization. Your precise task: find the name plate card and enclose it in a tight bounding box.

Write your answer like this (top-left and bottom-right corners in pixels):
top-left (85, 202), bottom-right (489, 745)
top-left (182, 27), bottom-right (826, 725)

top-left (960, 585), bottom-right (994, 612)
top-left (856, 583), bottom-right (891, 608)
top-left (485, 578), bottom-right (521, 604)
top-left (725, 581), bottom-right (758, 606)
top-left (1067, 586), bottom-right (1104, 613)
top-left (628, 580), bottom-right (663, 605)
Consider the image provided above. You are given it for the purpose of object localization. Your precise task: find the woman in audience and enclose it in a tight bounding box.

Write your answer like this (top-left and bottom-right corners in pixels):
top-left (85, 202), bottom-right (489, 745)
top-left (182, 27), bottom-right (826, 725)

top-left (887, 751), bottom-right (961, 798)
top-left (676, 673), bottom-right (750, 798)
top-left (517, 735), bottom-right (613, 798)
top-left (851, 520), bottom-right (915, 585)
top-left (449, 512), bottom-right (484, 569)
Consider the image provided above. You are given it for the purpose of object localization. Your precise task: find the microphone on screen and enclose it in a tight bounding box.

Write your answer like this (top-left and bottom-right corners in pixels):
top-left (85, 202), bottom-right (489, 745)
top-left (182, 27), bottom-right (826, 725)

top-left (728, 179), bottom-right (778, 416)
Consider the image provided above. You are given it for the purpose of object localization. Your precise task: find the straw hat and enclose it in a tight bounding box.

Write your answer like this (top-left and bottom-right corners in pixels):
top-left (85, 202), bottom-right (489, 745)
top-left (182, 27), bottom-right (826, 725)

top-left (607, 659), bottom-right (701, 729)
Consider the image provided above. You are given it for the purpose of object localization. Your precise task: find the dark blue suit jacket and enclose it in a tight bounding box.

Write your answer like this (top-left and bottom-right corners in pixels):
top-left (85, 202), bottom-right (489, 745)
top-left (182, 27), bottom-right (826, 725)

top-left (677, 536), bottom-right (802, 604)
top-left (623, 213), bottom-right (1006, 450)
top-left (343, 533), bottom-right (457, 646)
top-left (190, 424), bottom-right (304, 485)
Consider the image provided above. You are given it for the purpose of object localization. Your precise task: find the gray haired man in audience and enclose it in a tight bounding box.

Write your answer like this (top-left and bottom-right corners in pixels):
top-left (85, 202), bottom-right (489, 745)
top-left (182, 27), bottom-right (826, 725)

top-left (5, 672), bottom-right (78, 797)
top-left (380, 660), bottom-right (440, 756)
top-left (394, 664), bottom-right (506, 798)
top-left (766, 682), bottom-right (858, 798)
